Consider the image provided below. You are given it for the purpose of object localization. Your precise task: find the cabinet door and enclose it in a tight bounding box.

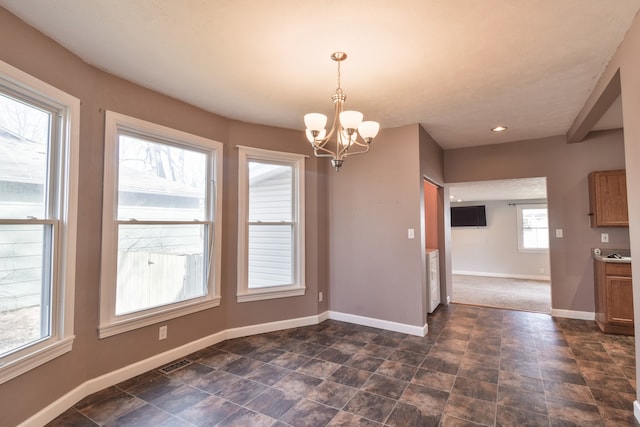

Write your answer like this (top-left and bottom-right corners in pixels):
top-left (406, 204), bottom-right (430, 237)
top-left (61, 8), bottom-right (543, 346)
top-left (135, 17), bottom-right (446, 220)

top-left (605, 276), bottom-right (634, 326)
top-left (589, 170), bottom-right (628, 227)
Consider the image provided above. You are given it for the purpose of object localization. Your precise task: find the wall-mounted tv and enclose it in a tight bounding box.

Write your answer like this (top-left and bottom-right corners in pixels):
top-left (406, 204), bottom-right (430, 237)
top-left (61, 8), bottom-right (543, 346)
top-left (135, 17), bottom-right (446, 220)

top-left (451, 205), bottom-right (487, 227)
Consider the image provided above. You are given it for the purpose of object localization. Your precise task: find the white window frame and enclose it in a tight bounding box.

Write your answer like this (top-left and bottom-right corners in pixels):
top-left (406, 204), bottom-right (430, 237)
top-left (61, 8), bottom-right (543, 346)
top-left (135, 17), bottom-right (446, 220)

top-left (99, 111), bottom-right (223, 338)
top-left (237, 146), bottom-right (306, 302)
top-left (0, 60), bottom-right (79, 384)
top-left (516, 203), bottom-right (549, 253)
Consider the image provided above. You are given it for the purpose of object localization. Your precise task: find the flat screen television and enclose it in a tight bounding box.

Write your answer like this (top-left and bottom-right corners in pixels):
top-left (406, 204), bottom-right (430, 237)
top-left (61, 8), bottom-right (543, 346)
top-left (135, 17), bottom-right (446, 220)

top-left (451, 205), bottom-right (487, 227)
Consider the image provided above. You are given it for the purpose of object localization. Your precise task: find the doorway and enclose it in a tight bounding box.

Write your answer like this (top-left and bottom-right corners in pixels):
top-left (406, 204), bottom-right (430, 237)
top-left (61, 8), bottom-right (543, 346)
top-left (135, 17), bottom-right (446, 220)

top-left (424, 179), bottom-right (443, 314)
top-left (447, 178), bottom-right (552, 314)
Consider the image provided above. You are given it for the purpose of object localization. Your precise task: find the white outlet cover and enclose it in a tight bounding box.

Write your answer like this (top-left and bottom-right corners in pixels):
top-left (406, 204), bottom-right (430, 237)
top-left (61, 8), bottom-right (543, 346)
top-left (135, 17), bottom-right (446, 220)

top-left (601, 233), bottom-right (609, 243)
top-left (555, 229), bottom-right (563, 238)
top-left (408, 228), bottom-right (415, 239)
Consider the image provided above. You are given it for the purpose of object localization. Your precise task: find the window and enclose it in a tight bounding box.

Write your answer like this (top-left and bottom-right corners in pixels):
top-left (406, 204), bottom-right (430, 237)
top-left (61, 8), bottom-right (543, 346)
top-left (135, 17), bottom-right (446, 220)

top-left (237, 146), bottom-right (305, 302)
top-left (517, 204), bottom-right (549, 252)
top-left (99, 111), bottom-right (222, 338)
top-left (0, 60), bottom-right (79, 384)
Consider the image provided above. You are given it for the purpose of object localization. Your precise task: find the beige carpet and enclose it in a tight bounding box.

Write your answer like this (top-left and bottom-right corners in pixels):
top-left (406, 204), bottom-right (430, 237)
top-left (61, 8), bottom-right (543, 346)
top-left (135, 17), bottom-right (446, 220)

top-left (452, 274), bottom-right (551, 314)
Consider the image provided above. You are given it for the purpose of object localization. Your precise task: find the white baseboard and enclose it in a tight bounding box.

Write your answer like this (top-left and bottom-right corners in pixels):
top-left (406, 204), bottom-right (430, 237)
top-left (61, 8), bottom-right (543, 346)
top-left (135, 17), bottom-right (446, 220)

top-left (19, 328), bottom-right (226, 427)
top-left (318, 311), bottom-right (330, 322)
top-left (453, 270), bottom-right (551, 281)
top-left (19, 309), bottom-right (429, 426)
top-left (634, 400), bottom-right (640, 424)
top-left (551, 309), bottom-right (595, 321)
top-left (225, 314), bottom-right (323, 340)
top-left (20, 313), bottom-right (325, 427)
top-left (327, 310), bottom-right (427, 337)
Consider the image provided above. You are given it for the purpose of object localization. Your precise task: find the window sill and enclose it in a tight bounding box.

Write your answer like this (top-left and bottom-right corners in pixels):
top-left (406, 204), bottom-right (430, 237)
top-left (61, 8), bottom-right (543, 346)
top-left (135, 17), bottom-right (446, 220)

top-left (237, 286), bottom-right (306, 303)
top-left (0, 336), bottom-right (75, 385)
top-left (518, 248), bottom-right (549, 254)
top-left (98, 296), bottom-right (221, 339)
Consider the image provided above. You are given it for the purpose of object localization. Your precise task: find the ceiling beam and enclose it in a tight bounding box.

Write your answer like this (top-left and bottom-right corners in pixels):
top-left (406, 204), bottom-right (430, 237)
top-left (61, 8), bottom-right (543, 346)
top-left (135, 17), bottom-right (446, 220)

top-left (567, 69), bottom-right (621, 143)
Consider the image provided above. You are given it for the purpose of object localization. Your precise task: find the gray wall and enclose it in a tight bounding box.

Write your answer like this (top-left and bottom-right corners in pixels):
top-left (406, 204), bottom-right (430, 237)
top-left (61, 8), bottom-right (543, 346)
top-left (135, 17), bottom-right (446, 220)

top-left (574, 10), bottom-right (640, 408)
top-left (418, 126), bottom-right (446, 321)
top-left (0, 9), bottom-right (328, 426)
top-left (328, 124), bottom-right (425, 327)
top-left (619, 18), bottom-right (640, 412)
top-left (326, 124), bottom-right (445, 328)
top-left (444, 131), bottom-right (629, 313)
top-left (451, 200), bottom-right (551, 279)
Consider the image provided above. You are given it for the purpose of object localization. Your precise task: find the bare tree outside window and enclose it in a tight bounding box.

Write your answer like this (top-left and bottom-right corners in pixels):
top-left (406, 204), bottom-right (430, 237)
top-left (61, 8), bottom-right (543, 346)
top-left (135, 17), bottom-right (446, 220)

top-left (115, 134), bottom-right (208, 315)
top-left (0, 93), bottom-right (49, 145)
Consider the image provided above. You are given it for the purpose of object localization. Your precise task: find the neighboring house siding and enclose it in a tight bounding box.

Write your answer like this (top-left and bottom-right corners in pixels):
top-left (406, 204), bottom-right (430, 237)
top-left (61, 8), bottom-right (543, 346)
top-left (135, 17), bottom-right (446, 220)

top-left (0, 131), bottom-right (44, 314)
top-left (0, 223), bottom-right (41, 311)
top-left (248, 169), bottom-right (293, 288)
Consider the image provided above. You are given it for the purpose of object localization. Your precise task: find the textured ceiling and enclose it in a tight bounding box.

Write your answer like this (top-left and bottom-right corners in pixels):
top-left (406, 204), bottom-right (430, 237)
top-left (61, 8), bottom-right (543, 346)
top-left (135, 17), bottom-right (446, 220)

top-left (1, 1), bottom-right (638, 149)
top-left (448, 178), bottom-right (548, 203)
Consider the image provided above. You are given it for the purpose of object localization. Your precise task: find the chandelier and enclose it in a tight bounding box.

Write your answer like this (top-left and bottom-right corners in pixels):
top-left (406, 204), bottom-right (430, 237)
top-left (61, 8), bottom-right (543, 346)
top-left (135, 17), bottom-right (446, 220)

top-left (304, 52), bottom-right (380, 171)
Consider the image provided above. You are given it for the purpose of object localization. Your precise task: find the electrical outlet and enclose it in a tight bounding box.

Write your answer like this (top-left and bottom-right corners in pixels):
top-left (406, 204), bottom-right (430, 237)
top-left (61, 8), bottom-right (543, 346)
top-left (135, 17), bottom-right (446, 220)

top-left (318, 292), bottom-right (323, 302)
top-left (539, 267), bottom-right (545, 273)
top-left (159, 325), bottom-right (167, 340)
top-left (555, 229), bottom-right (563, 238)
top-left (601, 233), bottom-right (609, 243)
top-left (408, 228), bottom-right (415, 239)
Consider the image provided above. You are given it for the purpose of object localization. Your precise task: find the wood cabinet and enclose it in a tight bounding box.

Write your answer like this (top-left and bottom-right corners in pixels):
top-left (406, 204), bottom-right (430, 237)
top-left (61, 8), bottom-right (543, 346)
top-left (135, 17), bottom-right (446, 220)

top-left (588, 169), bottom-right (628, 227)
top-left (594, 260), bottom-right (633, 335)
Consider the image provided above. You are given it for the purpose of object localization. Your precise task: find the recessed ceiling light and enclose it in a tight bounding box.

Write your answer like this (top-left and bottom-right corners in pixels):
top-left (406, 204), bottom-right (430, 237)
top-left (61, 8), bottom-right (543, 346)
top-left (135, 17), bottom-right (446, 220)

top-left (457, 199), bottom-right (462, 202)
top-left (491, 125), bottom-right (508, 132)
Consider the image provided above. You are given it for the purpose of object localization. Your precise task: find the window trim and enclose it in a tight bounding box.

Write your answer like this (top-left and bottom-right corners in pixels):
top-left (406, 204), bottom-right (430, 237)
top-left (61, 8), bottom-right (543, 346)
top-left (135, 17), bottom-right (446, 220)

top-left (516, 203), bottom-right (549, 253)
top-left (236, 145), bottom-right (306, 302)
top-left (0, 60), bottom-right (79, 384)
top-left (99, 111), bottom-right (223, 338)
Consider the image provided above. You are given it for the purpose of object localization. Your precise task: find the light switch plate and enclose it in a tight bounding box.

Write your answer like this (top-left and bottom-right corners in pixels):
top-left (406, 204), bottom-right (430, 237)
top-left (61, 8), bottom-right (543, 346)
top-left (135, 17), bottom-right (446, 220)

top-left (408, 228), bottom-right (415, 239)
top-left (555, 229), bottom-right (563, 238)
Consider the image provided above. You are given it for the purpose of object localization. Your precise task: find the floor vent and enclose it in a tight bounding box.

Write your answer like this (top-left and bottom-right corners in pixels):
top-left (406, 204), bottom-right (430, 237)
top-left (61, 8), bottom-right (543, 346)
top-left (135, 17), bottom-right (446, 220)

top-left (158, 359), bottom-right (192, 374)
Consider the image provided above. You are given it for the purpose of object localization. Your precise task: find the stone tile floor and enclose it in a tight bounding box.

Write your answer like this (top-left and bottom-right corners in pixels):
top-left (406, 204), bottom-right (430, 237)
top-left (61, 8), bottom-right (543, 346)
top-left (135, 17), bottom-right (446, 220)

top-left (47, 304), bottom-right (638, 426)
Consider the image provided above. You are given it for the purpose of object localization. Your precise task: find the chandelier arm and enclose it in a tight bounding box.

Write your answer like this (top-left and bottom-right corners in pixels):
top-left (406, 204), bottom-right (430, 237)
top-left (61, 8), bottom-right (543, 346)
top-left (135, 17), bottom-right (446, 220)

top-left (337, 139), bottom-right (352, 160)
top-left (333, 96), bottom-right (348, 159)
top-left (340, 144), bottom-right (370, 159)
top-left (312, 137), bottom-right (330, 149)
top-left (336, 132), bottom-right (370, 159)
top-left (310, 98), bottom-right (341, 151)
top-left (313, 146), bottom-right (340, 158)
top-left (325, 98), bottom-right (342, 142)
top-left (349, 138), bottom-right (370, 148)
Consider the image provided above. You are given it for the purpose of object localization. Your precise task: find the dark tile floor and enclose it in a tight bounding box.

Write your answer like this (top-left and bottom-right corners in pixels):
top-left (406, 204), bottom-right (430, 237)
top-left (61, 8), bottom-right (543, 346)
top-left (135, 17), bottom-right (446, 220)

top-left (47, 304), bottom-right (638, 426)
